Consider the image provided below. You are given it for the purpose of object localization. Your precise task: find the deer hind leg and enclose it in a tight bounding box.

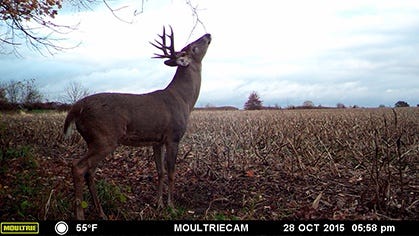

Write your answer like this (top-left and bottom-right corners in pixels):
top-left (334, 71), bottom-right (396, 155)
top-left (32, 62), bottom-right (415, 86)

top-left (86, 168), bottom-right (107, 220)
top-left (165, 141), bottom-right (179, 208)
top-left (72, 144), bottom-right (115, 220)
top-left (153, 144), bottom-right (165, 209)
top-left (73, 158), bottom-right (88, 220)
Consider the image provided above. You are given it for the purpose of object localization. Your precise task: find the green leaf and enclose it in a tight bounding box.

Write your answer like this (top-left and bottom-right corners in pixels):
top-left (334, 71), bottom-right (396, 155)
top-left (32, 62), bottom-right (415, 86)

top-left (81, 201), bottom-right (88, 209)
top-left (119, 194), bottom-right (127, 203)
top-left (20, 200), bottom-right (30, 210)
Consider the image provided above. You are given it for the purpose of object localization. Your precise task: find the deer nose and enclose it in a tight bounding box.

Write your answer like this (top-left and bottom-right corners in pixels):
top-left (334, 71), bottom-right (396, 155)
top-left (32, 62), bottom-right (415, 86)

top-left (205, 34), bottom-right (211, 44)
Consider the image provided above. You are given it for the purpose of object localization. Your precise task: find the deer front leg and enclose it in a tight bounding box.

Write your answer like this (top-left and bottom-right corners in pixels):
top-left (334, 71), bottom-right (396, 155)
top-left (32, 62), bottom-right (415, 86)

top-left (165, 142), bottom-right (179, 208)
top-left (153, 144), bottom-right (165, 208)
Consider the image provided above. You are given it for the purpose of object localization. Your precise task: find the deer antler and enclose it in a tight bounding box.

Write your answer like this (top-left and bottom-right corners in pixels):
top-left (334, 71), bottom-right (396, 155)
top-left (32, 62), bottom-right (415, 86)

top-left (150, 26), bottom-right (176, 59)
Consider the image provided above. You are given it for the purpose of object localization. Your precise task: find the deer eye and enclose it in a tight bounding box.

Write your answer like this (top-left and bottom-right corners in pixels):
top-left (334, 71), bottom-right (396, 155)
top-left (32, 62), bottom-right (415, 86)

top-left (192, 46), bottom-right (199, 54)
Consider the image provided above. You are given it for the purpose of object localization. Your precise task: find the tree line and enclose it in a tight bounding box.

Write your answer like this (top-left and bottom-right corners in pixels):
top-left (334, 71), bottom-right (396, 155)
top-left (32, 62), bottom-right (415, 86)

top-left (243, 91), bottom-right (415, 110)
top-left (0, 79), bottom-right (90, 111)
top-left (0, 80), bottom-right (415, 111)
top-left (0, 79), bottom-right (42, 104)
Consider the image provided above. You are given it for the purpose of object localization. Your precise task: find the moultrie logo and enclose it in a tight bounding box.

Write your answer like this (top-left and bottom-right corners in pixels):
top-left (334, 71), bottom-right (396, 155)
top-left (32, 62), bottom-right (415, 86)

top-left (1, 222), bottom-right (39, 234)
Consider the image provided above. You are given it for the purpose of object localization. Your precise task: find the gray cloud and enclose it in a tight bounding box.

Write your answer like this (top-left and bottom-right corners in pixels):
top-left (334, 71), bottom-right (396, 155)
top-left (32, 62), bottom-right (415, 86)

top-left (1, 0), bottom-right (418, 108)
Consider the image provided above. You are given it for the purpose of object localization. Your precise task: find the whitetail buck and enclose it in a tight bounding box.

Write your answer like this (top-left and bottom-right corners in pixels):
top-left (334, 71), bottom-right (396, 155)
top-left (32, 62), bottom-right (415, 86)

top-left (63, 26), bottom-right (211, 220)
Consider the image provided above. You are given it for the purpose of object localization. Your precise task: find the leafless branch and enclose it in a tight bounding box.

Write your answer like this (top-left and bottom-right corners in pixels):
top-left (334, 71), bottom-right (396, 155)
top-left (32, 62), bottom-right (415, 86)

top-left (102, 0), bottom-right (134, 24)
top-left (15, 17), bottom-right (79, 56)
top-left (185, 0), bottom-right (207, 41)
top-left (1, 13), bottom-right (80, 56)
top-left (134, 0), bottom-right (146, 16)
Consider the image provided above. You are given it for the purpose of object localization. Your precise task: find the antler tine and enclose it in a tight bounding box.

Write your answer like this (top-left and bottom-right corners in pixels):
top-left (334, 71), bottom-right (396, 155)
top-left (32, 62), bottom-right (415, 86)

top-left (150, 26), bottom-right (168, 58)
top-left (160, 26), bottom-right (167, 53)
top-left (150, 25), bottom-right (176, 59)
top-left (168, 25), bottom-right (175, 55)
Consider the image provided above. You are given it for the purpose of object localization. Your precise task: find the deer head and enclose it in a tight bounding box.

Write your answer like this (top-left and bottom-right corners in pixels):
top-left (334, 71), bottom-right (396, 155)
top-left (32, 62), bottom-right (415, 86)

top-left (151, 26), bottom-right (211, 67)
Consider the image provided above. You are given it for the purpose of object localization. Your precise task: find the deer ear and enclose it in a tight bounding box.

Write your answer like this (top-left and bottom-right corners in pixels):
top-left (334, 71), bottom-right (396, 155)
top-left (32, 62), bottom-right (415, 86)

top-left (164, 59), bottom-right (178, 67)
top-left (164, 57), bottom-right (190, 67)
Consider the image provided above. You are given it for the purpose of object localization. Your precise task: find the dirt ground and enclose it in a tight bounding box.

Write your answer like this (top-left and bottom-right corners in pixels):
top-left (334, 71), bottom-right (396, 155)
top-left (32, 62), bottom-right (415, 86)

top-left (0, 108), bottom-right (418, 220)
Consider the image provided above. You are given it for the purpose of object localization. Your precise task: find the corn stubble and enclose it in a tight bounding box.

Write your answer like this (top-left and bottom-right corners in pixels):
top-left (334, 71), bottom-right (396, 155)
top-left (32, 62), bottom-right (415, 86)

top-left (0, 108), bottom-right (417, 220)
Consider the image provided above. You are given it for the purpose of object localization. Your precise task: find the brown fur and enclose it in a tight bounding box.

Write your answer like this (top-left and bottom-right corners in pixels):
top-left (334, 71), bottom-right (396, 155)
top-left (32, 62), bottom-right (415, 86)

top-left (63, 32), bottom-right (211, 220)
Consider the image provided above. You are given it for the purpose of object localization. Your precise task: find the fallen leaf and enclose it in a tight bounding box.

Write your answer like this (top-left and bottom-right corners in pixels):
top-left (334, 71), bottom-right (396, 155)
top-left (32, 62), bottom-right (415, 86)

top-left (246, 170), bottom-right (255, 177)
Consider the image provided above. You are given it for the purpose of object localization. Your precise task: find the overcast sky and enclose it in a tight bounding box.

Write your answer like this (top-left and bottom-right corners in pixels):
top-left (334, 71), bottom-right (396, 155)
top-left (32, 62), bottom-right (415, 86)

top-left (1, 0), bottom-right (418, 108)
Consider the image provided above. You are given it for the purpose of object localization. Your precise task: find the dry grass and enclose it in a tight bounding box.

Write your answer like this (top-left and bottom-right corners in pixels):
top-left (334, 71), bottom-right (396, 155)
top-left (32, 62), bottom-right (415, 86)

top-left (0, 108), bottom-right (418, 220)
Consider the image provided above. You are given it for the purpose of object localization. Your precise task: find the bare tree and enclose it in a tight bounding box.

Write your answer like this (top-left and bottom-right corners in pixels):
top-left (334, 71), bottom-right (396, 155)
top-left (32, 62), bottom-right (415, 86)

top-left (63, 81), bottom-right (91, 104)
top-left (0, 79), bottom-right (42, 104)
top-left (4, 80), bottom-right (22, 104)
top-left (21, 78), bottom-right (43, 104)
top-left (0, 83), bottom-right (7, 102)
top-left (3, 79), bottom-right (42, 104)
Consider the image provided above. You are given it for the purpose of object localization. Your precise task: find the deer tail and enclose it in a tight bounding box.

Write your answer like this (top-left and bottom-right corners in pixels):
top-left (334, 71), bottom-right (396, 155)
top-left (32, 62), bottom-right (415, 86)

top-left (63, 106), bottom-right (80, 138)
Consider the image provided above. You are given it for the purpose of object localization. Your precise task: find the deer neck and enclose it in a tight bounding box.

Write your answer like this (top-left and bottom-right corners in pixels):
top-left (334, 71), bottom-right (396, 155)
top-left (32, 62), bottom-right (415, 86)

top-left (165, 63), bottom-right (202, 111)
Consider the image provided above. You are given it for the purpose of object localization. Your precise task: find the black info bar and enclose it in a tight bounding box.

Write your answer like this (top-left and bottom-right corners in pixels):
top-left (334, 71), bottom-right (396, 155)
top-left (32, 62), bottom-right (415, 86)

top-left (0, 221), bottom-right (415, 235)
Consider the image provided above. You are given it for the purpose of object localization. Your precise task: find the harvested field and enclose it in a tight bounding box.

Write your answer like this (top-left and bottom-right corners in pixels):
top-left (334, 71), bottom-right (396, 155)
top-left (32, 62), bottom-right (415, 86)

top-left (0, 108), bottom-right (418, 220)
